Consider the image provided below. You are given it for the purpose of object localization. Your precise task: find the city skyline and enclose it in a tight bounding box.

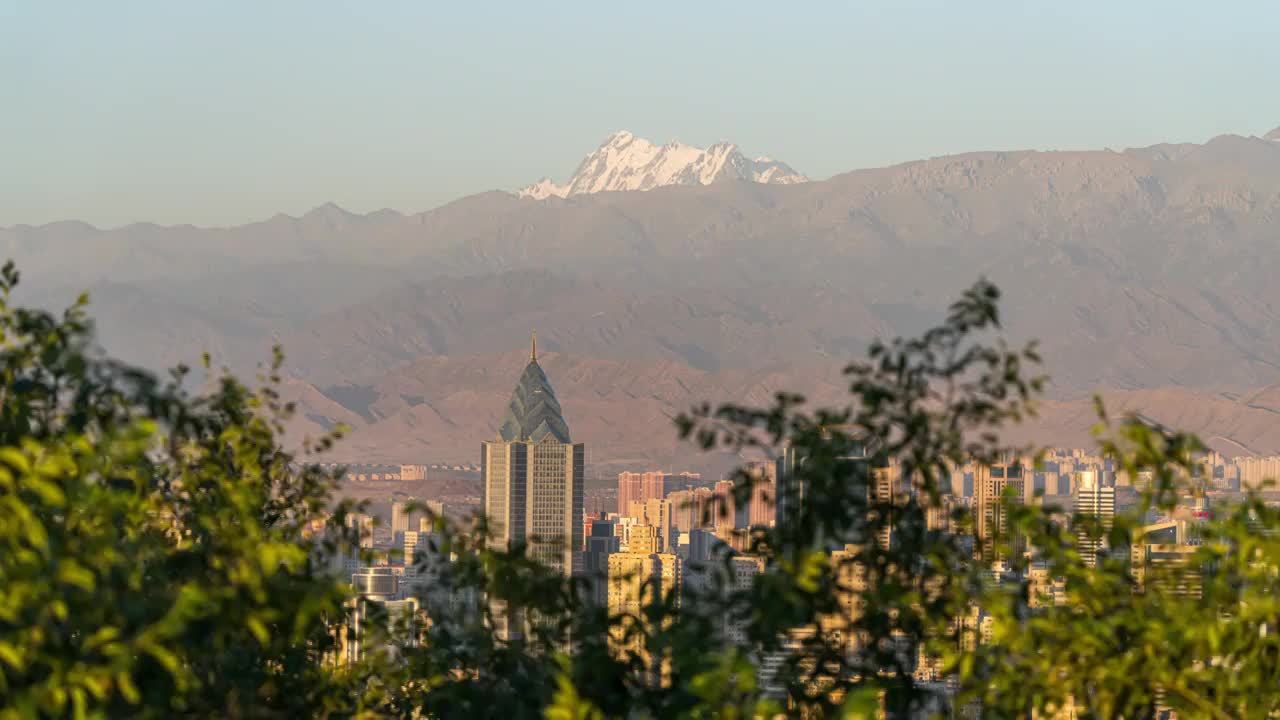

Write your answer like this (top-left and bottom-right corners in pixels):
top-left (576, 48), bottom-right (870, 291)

top-left (10, 3), bottom-right (1278, 715)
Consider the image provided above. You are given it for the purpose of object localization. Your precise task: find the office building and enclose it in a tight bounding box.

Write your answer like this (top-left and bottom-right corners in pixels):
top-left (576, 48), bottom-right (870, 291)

top-left (480, 335), bottom-right (585, 575)
top-left (975, 462), bottom-right (1026, 563)
top-left (481, 336), bottom-right (585, 638)
top-left (1073, 469), bottom-right (1115, 568)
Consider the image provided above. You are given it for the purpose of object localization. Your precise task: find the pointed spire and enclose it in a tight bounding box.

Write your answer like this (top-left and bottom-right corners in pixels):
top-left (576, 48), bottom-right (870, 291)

top-left (499, 341), bottom-right (571, 443)
top-left (530, 330), bottom-right (537, 362)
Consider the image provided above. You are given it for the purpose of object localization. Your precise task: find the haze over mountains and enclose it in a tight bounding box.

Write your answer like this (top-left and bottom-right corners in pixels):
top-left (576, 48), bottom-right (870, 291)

top-left (6, 126), bottom-right (1280, 476)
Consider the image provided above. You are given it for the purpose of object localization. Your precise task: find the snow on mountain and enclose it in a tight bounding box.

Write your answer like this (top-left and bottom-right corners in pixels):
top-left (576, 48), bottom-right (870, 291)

top-left (518, 130), bottom-right (807, 199)
top-left (1266, 125), bottom-right (1280, 142)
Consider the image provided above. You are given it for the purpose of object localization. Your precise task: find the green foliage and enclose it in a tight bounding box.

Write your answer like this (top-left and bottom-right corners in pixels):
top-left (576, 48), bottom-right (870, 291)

top-left (4, 259), bottom-right (1280, 719)
top-left (0, 262), bottom-right (353, 717)
top-left (964, 406), bottom-right (1280, 719)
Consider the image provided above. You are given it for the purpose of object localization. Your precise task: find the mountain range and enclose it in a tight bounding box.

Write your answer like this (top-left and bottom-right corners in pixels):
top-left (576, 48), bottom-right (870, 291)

top-left (6, 126), bottom-right (1280, 479)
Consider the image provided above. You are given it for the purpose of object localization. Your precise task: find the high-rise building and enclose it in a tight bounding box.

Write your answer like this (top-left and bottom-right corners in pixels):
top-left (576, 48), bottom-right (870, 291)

top-left (870, 464), bottom-right (898, 550)
top-left (742, 461), bottom-right (777, 528)
top-left (774, 445), bottom-right (805, 533)
top-left (641, 471), bottom-right (672, 504)
top-left (417, 500), bottom-right (444, 533)
top-left (1027, 562), bottom-right (1066, 608)
top-left (1073, 469), bottom-right (1115, 568)
top-left (690, 486), bottom-right (716, 530)
top-left (391, 501), bottom-right (410, 534)
top-left (975, 462), bottom-right (1026, 563)
top-left (710, 479), bottom-right (737, 531)
top-left (619, 471), bottom-right (685, 515)
top-left (819, 544), bottom-right (870, 661)
top-left (773, 433), bottom-right (875, 551)
top-left (400, 528), bottom-right (454, 611)
top-left (628, 524), bottom-right (660, 555)
top-left (683, 549), bottom-right (763, 649)
top-left (608, 551), bottom-right (683, 687)
top-left (924, 493), bottom-right (960, 534)
top-left (481, 335), bottom-right (585, 576)
top-left (584, 519), bottom-right (621, 606)
top-left (666, 489), bottom-right (695, 534)
top-left (679, 528), bottom-right (719, 564)
top-left (1131, 521), bottom-right (1202, 598)
top-left (646, 498), bottom-right (674, 551)
top-left (337, 568), bottom-right (419, 666)
top-left (1236, 455), bottom-right (1280, 490)
top-left (344, 512), bottom-right (375, 549)
top-left (400, 530), bottom-right (422, 569)
top-left (618, 472), bottom-right (643, 516)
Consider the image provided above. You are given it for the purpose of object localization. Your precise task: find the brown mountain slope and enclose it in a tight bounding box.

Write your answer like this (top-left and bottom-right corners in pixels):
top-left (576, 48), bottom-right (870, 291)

top-left (1010, 386), bottom-right (1280, 458)
top-left (6, 131), bottom-right (1280, 395)
top-left (282, 350), bottom-right (850, 481)
top-left (280, 350), bottom-right (1280, 484)
top-left (269, 269), bottom-right (890, 385)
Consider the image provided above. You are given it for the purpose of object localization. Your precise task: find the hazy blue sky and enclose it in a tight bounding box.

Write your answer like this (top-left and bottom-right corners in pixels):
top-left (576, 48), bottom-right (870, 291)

top-left (4, 1), bottom-right (1279, 228)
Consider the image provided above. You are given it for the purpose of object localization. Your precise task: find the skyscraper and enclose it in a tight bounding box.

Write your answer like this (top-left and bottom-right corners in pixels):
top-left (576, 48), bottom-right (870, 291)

top-left (481, 335), bottom-right (585, 576)
top-left (975, 462), bottom-right (1026, 563)
top-left (1073, 469), bottom-right (1115, 568)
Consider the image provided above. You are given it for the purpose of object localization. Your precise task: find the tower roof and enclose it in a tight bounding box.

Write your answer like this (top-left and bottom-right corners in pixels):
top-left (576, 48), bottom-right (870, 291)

top-left (498, 338), bottom-right (571, 443)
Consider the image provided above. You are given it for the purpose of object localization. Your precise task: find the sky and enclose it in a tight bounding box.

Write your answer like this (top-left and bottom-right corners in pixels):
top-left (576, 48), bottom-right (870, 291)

top-left (3, 1), bottom-right (1279, 228)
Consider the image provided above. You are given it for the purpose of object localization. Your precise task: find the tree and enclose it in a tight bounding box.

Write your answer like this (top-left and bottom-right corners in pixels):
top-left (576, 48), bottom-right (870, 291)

top-left (0, 262), bottom-right (355, 718)
top-left (5, 259), bottom-right (1280, 719)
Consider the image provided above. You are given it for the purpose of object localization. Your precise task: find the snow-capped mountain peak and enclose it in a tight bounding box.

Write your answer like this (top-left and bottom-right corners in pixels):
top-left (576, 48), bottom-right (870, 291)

top-left (519, 131), bottom-right (807, 199)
